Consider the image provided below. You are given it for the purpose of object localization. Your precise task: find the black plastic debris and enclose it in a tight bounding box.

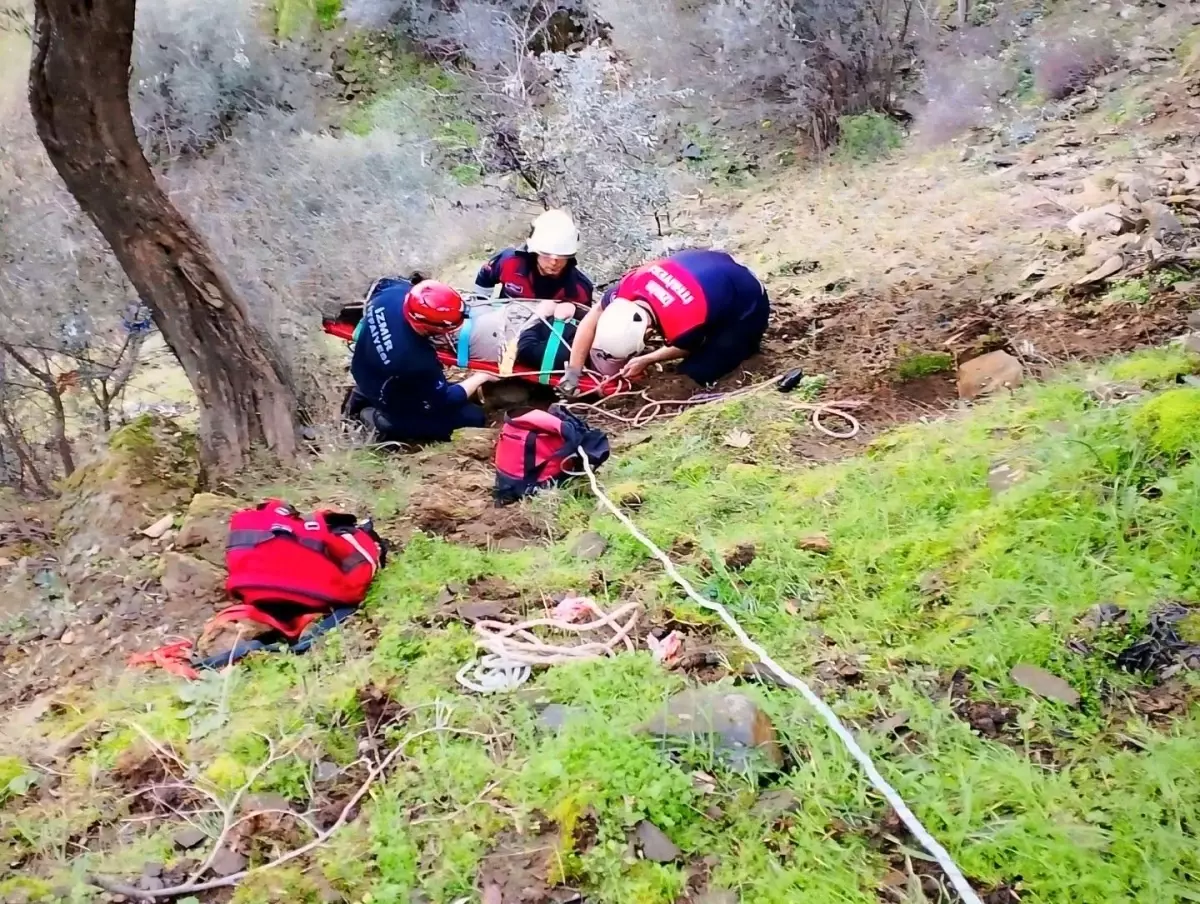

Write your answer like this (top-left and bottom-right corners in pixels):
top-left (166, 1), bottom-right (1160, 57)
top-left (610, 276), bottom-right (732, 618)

top-left (1116, 602), bottom-right (1200, 678)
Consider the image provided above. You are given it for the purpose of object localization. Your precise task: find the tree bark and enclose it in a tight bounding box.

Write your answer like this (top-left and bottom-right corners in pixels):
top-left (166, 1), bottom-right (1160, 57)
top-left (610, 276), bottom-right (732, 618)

top-left (27, 0), bottom-right (299, 480)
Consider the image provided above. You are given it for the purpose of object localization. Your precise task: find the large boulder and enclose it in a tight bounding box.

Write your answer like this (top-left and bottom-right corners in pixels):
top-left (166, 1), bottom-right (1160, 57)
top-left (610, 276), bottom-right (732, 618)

top-left (956, 351), bottom-right (1024, 400)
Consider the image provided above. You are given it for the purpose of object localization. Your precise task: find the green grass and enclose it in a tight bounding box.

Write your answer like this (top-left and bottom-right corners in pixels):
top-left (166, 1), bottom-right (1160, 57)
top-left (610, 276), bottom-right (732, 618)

top-left (835, 112), bottom-right (904, 164)
top-left (274, 0), bottom-right (341, 36)
top-left (894, 351), bottom-right (955, 381)
top-left (8, 346), bottom-right (1200, 902)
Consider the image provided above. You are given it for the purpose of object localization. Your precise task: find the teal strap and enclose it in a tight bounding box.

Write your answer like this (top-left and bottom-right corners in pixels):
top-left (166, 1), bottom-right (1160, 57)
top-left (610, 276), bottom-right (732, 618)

top-left (352, 319), bottom-right (363, 344)
top-left (456, 315), bottom-right (473, 368)
top-left (539, 320), bottom-right (567, 385)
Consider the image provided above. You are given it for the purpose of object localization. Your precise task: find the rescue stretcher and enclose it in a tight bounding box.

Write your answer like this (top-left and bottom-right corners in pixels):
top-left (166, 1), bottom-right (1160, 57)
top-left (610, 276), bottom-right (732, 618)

top-left (321, 295), bottom-right (629, 398)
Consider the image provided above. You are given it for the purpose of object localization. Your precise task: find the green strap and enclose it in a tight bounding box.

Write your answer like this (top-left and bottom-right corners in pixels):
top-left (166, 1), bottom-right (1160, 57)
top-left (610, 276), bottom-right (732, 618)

top-left (538, 320), bottom-right (567, 385)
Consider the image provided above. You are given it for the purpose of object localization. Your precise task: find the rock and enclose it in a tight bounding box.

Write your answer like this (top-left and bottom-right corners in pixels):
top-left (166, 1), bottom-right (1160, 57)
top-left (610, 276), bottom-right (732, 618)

top-left (315, 760), bottom-right (339, 783)
top-left (1010, 664), bottom-right (1081, 706)
top-left (796, 533), bottom-right (832, 553)
top-left (140, 514), bottom-right (175, 539)
top-left (60, 629), bottom-right (76, 645)
top-left (207, 847), bottom-right (248, 877)
top-left (958, 146), bottom-right (976, 162)
top-left (175, 494), bottom-right (241, 564)
top-left (956, 351), bottom-right (1024, 400)
top-left (141, 861), bottom-right (164, 879)
top-left (537, 703), bottom-right (584, 731)
top-left (172, 826), bottom-right (207, 850)
top-left (137, 876), bottom-right (165, 892)
top-left (571, 531), bottom-right (607, 561)
top-left (751, 788), bottom-right (800, 818)
top-left (1185, 334), bottom-right (1200, 356)
top-left (160, 551), bottom-right (224, 605)
top-left (875, 710), bottom-right (911, 735)
top-left (1177, 281), bottom-right (1200, 299)
top-left (242, 792), bottom-right (293, 814)
top-left (44, 619), bottom-right (67, 641)
top-left (640, 689), bottom-right (783, 770)
top-left (634, 820), bottom-right (681, 862)
top-left (1067, 203), bottom-right (1126, 236)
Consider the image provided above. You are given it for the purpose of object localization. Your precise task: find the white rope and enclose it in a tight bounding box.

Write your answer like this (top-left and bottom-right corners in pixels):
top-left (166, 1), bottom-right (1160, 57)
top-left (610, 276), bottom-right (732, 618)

top-left (455, 654), bottom-right (531, 693)
top-left (577, 453), bottom-right (985, 904)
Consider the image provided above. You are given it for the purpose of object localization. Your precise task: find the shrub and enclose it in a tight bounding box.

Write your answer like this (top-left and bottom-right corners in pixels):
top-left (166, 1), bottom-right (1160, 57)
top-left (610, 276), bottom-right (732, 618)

top-left (130, 0), bottom-right (317, 162)
top-left (1030, 31), bottom-right (1115, 101)
top-left (834, 111), bottom-right (903, 162)
top-left (702, 0), bottom-right (925, 149)
top-left (502, 45), bottom-right (680, 279)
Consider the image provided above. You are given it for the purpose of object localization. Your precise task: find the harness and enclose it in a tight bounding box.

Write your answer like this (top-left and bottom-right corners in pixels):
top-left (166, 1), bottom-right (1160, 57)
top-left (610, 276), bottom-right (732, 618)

top-left (538, 319), bottom-right (567, 384)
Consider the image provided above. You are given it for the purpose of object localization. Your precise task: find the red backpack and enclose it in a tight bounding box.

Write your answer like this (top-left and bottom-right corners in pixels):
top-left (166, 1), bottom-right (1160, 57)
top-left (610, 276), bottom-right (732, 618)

top-left (494, 405), bottom-right (610, 504)
top-left (225, 500), bottom-right (387, 618)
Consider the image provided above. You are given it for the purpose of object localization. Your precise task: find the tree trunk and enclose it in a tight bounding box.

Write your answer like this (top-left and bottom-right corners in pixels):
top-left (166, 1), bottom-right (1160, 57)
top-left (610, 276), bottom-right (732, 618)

top-left (27, 0), bottom-right (299, 480)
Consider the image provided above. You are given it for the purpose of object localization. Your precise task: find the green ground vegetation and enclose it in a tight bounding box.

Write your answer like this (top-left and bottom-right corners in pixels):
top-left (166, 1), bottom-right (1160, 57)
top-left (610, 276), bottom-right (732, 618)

top-left (6, 347), bottom-right (1200, 902)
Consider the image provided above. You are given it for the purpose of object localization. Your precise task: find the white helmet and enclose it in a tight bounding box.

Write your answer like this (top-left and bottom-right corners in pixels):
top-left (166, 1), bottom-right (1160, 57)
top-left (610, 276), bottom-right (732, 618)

top-left (591, 298), bottom-right (649, 371)
top-left (527, 209), bottom-right (579, 257)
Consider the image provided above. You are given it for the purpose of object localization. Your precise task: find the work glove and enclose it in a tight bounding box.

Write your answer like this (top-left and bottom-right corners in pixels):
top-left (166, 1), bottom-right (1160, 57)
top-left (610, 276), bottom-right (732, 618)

top-left (558, 366), bottom-right (583, 398)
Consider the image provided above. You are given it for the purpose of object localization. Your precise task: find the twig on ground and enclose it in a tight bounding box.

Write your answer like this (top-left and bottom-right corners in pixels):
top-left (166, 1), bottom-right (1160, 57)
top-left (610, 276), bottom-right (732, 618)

top-left (86, 724), bottom-right (476, 901)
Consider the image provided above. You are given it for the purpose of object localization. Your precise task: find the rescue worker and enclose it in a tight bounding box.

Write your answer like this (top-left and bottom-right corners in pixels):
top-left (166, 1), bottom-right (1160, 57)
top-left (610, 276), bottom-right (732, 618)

top-left (558, 249), bottom-right (771, 395)
top-left (474, 209), bottom-right (594, 307)
top-left (347, 276), bottom-right (496, 443)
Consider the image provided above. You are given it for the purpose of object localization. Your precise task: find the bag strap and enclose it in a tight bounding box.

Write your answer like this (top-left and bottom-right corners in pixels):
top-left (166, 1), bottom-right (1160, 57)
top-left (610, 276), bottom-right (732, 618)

top-left (456, 314), bottom-right (474, 368)
top-left (227, 527), bottom-right (371, 574)
top-left (538, 319), bottom-right (567, 385)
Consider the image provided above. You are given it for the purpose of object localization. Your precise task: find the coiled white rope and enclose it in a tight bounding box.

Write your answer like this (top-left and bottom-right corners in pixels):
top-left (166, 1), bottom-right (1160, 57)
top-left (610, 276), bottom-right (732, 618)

top-left (454, 654), bottom-right (531, 693)
top-left (577, 453), bottom-right (985, 904)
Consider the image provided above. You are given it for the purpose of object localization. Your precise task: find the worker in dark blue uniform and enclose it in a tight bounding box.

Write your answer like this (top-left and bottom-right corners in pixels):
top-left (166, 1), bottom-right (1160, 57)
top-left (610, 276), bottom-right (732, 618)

top-left (560, 249), bottom-right (771, 393)
top-left (346, 277), bottom-right (496, 443)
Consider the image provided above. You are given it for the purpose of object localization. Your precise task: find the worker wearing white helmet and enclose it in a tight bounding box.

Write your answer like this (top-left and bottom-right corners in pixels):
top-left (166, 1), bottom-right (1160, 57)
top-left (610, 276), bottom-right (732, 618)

top-left (474, 209), bottom-right (595, 308)
top-left (559, 249), bottom-right (771, 395)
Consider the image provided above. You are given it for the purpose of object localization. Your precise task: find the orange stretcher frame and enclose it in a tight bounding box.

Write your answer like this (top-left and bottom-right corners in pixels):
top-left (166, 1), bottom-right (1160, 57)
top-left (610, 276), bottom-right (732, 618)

top-left (321, 302), bottom-right (628, 398)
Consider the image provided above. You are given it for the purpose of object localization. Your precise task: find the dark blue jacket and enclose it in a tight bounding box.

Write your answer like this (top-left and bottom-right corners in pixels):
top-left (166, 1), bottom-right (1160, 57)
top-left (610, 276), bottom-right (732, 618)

top-left (351, 279), bottom-right (467, 418)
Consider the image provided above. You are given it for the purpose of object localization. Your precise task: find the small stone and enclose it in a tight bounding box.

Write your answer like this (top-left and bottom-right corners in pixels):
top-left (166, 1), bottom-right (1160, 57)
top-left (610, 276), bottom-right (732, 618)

top-left (751, 788), bottom-right (800, 818)
top-left (44, 619), bottom-right (67, 642)
top-left (141, 514), bottom-right (175, 539)
top-left (704, 804), bottom-right (724, 820)
top-left (141, 861), bottom-right (164, 879)
top-left (1177, 281), bottom-right (1200, 300)
top-left (1143, 200), bottom-right (1184, 238)
top-left (634, 820), bottom-right (681, 862)
top-left (537, 703), bottom-right (583, 731)
top-left (640, 689), bottom-right (783, 770)
top-left (207, 847), bottom-right (248, 877)
top-left (1010, 664), bottom-right (1081, 706)
top-left (137, 876), bottom-right (165, 891)
top-left (172, 826), bottom-right (207, 850)
top-left (957, 351), bottom-right (1024, 400)
top-left (571, 531), bottom-right (608, 561)
top-left (60, 629), bottom-right (76, 645)
top-left (315, 760), bottom-right (339, 783)
top-left (959, 146), bottom-right (976, 162)
top-left (796, 533), bottom-right (832, 554)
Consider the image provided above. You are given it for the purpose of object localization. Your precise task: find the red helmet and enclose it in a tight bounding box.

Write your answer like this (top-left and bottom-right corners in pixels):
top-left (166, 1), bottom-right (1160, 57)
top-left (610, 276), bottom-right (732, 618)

top-left (403, 281), bottom-right (465, 334)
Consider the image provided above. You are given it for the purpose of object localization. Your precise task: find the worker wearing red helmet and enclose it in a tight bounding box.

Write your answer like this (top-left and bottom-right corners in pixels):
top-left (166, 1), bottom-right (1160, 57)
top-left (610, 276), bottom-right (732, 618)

top-left (559, 249), bottom-right (771, 394)
top-left (347, 276), bottom-right (497, 443)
